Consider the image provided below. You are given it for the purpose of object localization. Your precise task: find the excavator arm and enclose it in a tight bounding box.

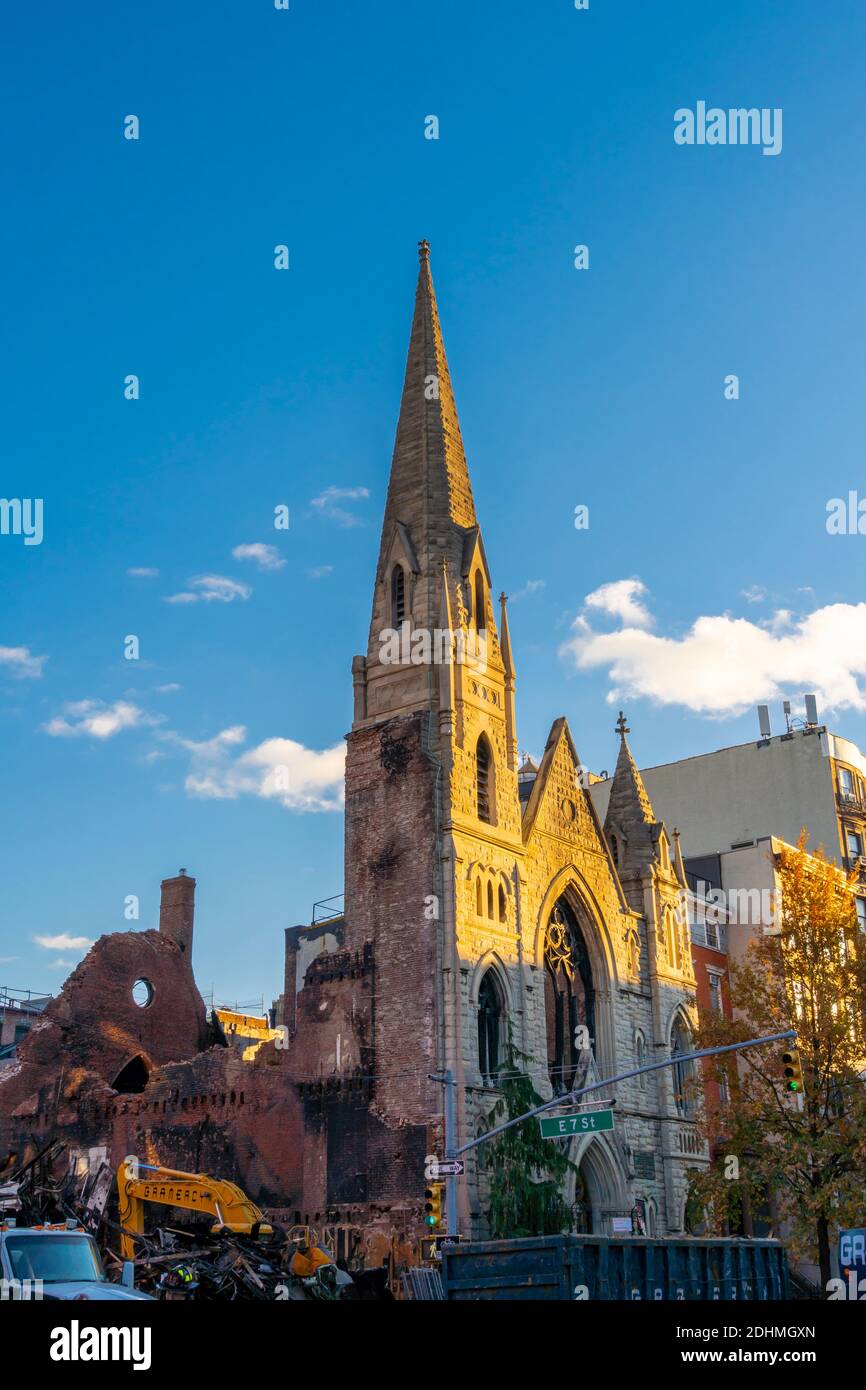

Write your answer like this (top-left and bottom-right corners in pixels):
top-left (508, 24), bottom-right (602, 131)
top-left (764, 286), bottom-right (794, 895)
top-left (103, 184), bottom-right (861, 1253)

top-left (117, 1156), bottom-right (272, 1260)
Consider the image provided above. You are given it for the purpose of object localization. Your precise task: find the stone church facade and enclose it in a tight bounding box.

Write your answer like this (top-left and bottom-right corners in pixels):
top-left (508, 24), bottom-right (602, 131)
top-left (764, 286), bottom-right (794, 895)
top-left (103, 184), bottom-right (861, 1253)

top-left (292, 241), bottom-right (707, 1237)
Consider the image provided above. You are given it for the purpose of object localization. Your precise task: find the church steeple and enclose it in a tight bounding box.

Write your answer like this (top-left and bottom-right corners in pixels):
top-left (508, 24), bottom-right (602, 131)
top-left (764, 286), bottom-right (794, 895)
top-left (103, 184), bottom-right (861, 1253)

top-left (604, 711), bottom-right (663, 874)
top-left (607, 712), bottom-right (655, 828)
top-left (384, 240), bottom-right (477, 541)
top-left (352, 244), bottom-right (504, 729)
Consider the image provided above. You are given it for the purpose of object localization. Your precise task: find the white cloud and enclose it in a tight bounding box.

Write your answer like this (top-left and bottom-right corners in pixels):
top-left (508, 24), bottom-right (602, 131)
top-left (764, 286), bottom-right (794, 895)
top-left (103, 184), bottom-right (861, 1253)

top-left (165, 724), bottom-right (345, 812)
top-left (165, 575), bottom-right (252, 605)
top-left (560, 581), bottom-right (866, 716)
top-left (583, 578), bottom-right (653, 630)
top-left (127, 567), bottom-right (159, 578)
top-left (741, 584), bottom-right (767, 604)
top-left (232, 543), bottom-right (286, 572)
top-left (310, 485), bottom-right (370, 528)
top-left (0, 646), bottom-right (47, 679)
top-left (42, 699), bottom-right (162, 740)
top-left (155, 683), bottom-right (182, 693)
top-left (510, 579), bottom-right (546, 602)
top-left (35, 933), bottom-right (92, 952)
top-left (306, 565), bottom-right (334, 580)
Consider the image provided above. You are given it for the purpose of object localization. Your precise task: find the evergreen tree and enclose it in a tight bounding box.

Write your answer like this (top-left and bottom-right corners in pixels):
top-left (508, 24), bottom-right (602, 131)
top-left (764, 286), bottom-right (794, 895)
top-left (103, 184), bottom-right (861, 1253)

top-left (480, 1038), bottom-right (578, 1239)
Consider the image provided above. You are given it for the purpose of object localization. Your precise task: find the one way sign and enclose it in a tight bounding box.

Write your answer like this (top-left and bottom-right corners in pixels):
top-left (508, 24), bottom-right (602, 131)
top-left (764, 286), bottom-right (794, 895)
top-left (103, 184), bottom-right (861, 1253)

top-left (425, 1156), bottom-right (465, 1179)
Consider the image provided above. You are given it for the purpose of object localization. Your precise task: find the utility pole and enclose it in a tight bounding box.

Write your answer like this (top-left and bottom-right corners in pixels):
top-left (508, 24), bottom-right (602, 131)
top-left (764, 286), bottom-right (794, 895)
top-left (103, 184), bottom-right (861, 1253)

top-left (429, 1068), bottom-right (459, 1237)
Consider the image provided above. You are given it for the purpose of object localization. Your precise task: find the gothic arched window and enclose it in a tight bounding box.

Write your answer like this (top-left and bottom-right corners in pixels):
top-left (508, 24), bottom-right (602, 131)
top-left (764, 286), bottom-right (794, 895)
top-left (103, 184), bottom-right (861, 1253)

top-left (487, 880), bottom-right (494, 919)
top-left (543, 899), bottom-right (596, 1095)
top-left (478, 970), bottom-right (505, 1085)
top-left (671, 1016), bottom-right (694, 1116)
top-left (474, 570), bottom-right (486, 632)
top-left (390, 564), bottom-right (406, 626)
top-left (476, 735), bottom-right (493, 823)
top-left (475, 878), bottom-right (483, 916)
top-left (498, 884), bottom-right (507, 923)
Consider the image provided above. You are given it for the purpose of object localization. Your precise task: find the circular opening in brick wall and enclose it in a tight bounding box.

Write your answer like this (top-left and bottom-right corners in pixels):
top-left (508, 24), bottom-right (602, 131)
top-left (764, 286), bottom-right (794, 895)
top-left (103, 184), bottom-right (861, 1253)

top-left (132, 978), bottom-right (154, 1009)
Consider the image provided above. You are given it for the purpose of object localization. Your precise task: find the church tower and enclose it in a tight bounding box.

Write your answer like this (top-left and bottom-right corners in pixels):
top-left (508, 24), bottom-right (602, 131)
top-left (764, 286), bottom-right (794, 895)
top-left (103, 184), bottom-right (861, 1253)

top-left (344, 242), bottom-right (520, 1196)
top-left (335, 245), bottom-right (703, 1239)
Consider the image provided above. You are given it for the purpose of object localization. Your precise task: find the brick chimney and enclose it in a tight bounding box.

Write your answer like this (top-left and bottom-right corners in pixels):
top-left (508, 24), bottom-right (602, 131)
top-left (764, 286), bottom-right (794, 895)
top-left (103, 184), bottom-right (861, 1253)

top-left (159, 869), bottom-right (196, 961)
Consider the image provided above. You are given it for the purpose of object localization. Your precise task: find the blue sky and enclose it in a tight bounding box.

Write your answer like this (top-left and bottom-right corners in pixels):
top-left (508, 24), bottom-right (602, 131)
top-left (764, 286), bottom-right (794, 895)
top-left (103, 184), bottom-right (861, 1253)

top-left (3, 0), bottom-right (865, 1003)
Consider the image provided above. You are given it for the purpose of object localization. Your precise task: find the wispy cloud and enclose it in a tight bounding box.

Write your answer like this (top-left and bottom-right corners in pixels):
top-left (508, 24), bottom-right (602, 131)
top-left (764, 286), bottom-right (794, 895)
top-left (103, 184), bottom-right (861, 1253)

top-left (306, 565), bottom-right (334, 580)
top-left (42, 699), bottom-right (162, 740)
top-left (155, 683), bottom-right (182, 694)
top-left (560, 579), bottom-right (866, 716)
top-left (741, 584), bottom-right (767, 604)
top-left (165, 575), bottom-right (252, 605)
top-left (510, 579), bottom-right (546, 602)
top-left (0, 646), bottom-right (47, 679)
top-left (310, 485), bottom-right (369, 528)
top-left (583, 578), bottom-right (653, 630)
top-left (127, 567), bottom-right (159, 579)
top-left (232, 543), bottom-right (286, 572)
top-left (35, 933), bottom-right (92, 952)
top-left (161, 725), bottom-right (345, 812)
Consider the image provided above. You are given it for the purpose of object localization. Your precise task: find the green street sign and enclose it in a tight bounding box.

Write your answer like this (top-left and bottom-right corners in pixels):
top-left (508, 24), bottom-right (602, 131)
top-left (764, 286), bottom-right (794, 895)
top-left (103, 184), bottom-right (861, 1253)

top-left (539, 1109), bottom-right (614, 1139)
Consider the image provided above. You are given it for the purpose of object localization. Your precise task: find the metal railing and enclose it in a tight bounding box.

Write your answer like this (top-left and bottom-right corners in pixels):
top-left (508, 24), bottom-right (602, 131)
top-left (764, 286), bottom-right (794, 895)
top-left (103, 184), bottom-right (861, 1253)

top-left (312, 894), bottom-right (345, 924)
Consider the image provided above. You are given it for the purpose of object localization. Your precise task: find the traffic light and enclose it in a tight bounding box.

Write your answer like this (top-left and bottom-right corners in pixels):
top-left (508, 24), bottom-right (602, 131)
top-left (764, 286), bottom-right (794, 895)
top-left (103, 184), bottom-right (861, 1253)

top-left (781, 1048), bottom-right (803, 1094)
top-left (424, 1184), bottom-right (443, 1228)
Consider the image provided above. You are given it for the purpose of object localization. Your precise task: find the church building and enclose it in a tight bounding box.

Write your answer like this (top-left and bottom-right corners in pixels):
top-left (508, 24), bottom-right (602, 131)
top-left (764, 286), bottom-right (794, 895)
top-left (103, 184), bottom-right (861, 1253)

top-left (284, 242), bottom-right (706, 1237)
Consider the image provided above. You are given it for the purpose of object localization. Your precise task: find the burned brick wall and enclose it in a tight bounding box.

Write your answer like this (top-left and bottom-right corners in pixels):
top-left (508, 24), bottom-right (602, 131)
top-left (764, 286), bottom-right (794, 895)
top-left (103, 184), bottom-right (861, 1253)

top-left (342, 712), bottom-right (442, 1130)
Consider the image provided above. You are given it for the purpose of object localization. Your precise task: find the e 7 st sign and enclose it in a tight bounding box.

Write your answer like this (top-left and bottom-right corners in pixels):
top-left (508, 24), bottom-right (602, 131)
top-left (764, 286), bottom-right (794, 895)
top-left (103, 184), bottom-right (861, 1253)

top-left (539, 1109), bottom-right (614, 1139)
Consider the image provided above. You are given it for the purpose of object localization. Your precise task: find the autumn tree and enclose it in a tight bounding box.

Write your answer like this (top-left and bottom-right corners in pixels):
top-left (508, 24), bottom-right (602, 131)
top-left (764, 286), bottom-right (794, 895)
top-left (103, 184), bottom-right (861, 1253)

top-left (690, 833), bottom-right (866, 1287)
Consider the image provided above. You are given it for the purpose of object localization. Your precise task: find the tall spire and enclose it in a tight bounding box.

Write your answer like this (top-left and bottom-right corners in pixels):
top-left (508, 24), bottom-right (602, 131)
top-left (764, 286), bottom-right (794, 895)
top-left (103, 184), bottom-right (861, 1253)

top-left (377, 244), bottom-right (477, 585)
top-left (391, 241), bottom-right (475, 524)
top-left (353, 245), bottom-right (503, 725)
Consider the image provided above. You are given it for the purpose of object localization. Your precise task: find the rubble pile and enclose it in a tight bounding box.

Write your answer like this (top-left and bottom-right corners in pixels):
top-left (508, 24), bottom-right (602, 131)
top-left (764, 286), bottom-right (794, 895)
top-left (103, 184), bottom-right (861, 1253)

top-left (118, 1225), bottom-right (294, 1301)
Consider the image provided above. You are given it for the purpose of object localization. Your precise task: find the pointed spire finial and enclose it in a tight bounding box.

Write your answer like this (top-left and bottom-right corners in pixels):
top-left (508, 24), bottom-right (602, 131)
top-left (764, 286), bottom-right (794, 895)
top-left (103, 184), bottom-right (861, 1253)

top-left (418, 239), bottom-right (431, 263)
top-left (615, 710), bottom-right (630, 740)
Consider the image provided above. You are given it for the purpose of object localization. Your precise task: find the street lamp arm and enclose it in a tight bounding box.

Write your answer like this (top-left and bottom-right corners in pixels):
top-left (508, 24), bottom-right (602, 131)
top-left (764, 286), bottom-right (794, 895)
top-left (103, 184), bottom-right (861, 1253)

top-left (450, 1030), bottom-right (796, 1159)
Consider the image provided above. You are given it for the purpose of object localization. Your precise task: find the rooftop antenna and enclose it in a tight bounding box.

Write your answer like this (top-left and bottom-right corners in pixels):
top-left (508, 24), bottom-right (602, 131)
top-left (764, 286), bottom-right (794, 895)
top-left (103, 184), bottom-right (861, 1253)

top-left (757, 705), bottom-right (771, 740)
top-left (804, 693), bottom-right (819, 728)
top-left (783, 700), bottom-right (792, 734)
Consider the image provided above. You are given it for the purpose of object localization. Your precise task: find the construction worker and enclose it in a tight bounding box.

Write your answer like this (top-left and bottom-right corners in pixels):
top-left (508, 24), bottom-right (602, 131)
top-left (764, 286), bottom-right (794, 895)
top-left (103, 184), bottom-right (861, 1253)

top-left (157, 1263), bottom-right (199, 1301)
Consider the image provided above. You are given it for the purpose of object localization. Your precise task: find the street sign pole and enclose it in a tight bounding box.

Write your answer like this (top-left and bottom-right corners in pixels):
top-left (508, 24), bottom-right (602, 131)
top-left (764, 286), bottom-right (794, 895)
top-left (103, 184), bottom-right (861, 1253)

top-left (444, 1067), bottom-right (458, 1237)
top-left (428, 1068), bottom-right (461, 1237)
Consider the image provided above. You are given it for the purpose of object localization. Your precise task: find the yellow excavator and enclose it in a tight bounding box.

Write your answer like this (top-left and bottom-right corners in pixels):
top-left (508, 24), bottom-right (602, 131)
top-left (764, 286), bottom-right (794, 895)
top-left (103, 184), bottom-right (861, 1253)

top-left (116, 1155), bottom-right (273, 1260)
